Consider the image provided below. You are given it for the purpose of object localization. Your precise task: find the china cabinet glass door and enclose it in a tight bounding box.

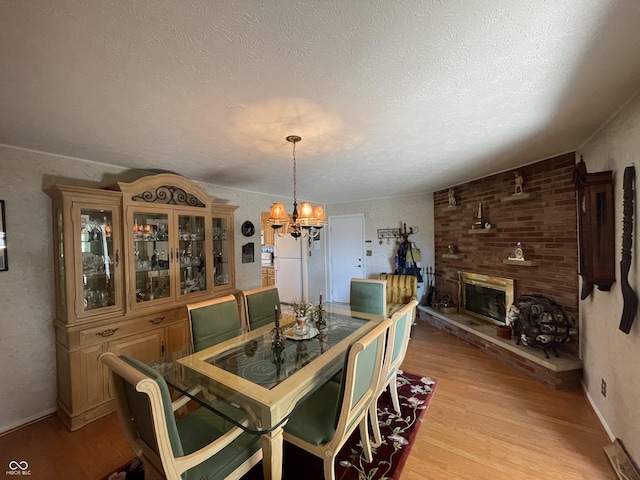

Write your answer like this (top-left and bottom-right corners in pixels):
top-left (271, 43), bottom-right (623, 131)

top-left (76, 205), bottom-right (122, 317)
top-left (212, 216), bottom-right (230, 287)
top-left (129, 209), bottom-right (210, 307)
top-left (131, 211), bottom-right (171, 305)
top-left (177, 214), bottom-right (207, 297)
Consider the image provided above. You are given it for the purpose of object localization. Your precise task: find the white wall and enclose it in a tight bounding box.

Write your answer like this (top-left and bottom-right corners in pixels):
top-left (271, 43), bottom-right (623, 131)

top-left (577, 91), bottom-right (640, 462)
top-left (326, 193), bottom-right (435, 300)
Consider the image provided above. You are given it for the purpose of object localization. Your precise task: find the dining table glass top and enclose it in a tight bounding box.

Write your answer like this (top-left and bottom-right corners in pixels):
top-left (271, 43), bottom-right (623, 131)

top-left (205, 308), bottom-right (368, 390)
top-left (148, 303), bottom-right (385, 434)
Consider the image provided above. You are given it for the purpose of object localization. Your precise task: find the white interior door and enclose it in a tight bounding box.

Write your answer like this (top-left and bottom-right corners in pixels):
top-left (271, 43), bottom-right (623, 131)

top-left (329, 214), bottom-right (365, 303)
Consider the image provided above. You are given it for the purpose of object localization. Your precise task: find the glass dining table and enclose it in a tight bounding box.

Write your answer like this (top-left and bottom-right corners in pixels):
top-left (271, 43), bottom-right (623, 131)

top-left (149, 303), bottom-right (386, 480)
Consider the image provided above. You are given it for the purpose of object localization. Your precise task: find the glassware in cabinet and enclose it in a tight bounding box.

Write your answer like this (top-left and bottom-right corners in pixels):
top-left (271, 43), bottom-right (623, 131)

top-left (46, 184), bottom-right (125, 324)
top-left (211, 204), bottom-right (237, 291)
top-left (128, 209), bottom-right (211, 307)
top-left (212, 216), bottom-right (229, 286)
top-left (79, 207), bottom-right (120, 313)
top-left (177, 213), bottom-right (208, 296)
top-left (130, 211), bottom-right (172, 305)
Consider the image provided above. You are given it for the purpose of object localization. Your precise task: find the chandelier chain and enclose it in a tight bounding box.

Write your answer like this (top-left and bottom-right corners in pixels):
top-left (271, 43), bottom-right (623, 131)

top-left (292, 140), bottom-right (297, 204)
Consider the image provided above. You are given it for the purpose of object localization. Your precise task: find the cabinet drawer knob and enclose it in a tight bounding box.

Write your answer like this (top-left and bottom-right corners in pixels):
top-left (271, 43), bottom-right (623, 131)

top-left (149, 316), bottom-right (166, 325)
top-left (96, 328), bottom-right (119, 337)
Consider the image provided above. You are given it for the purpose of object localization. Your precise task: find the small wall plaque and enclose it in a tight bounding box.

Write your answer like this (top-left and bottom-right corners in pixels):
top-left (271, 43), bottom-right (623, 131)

top-left (242, 242), bottom-right (254, 263)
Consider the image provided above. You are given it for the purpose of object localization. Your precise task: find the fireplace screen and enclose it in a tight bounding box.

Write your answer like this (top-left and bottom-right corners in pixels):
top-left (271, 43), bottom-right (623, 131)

top-left (459, 272), bottom-right (514, 325)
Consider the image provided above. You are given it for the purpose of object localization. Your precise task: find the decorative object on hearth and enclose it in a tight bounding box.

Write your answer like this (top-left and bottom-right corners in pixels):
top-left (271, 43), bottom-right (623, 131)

top-left (508, 242), bottom-right (526, 261)
top-left (421, 265), bottom-right (436, 306)
top-left (573, 156), bottom-right (615, 299)
top-left (447, 244), bottom-right (457, 254)
top-left (267, 135), bottom-right (327, 239)
top-left (514, 171), bottom-right (524, 194)
top-left (511, 294), bottom-right (574, 358)
top-left (619, 165), bottom-right (637, 334)
top-left (435, 293), bottom-right (456, 314)
top-left (496, 324), bottom-right (512, 339)
top-left (448, 187), bottom-right (457, 206)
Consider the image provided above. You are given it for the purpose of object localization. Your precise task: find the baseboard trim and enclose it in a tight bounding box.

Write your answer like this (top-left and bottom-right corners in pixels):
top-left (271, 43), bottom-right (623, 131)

top-left (0, 407), bottom-right (57, 436)
top-left (581, 381), bottom-right (615, 442)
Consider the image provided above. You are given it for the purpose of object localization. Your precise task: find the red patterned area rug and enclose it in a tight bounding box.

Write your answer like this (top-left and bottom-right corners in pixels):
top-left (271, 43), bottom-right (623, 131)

top-left (101, 371), bottom-right (437, 480)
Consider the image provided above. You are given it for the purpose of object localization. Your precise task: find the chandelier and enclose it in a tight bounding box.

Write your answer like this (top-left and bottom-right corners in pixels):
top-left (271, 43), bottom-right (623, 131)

top-left (267, 135), bottom-right (327, 238)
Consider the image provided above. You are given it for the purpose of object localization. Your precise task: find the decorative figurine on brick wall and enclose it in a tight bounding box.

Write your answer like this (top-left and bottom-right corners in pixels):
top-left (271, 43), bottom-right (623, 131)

top-left (448, 187), bottom-right (457, 207)
top-left (514, 171), bottom-right (524, 195)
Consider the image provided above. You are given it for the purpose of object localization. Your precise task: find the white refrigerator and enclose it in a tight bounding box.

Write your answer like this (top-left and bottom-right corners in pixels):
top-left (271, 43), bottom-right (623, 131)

top-left (274, 234), bottom-right (303, 303)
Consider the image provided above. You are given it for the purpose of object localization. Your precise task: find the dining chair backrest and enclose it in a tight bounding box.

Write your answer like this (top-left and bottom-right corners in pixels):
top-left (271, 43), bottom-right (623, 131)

top-left (100, 352), bottom-right (262, 480)
top-left (186, 295), bottom-right (243, 352)
top-left (335, 319), bottom-right (390, 435)
top-left (381, 299), bottom-right (418, 389)
top-left (241, 286), bottom-right (281, 331)
top-left (283, 318), bottom-right (391, 480)
top-left (349, 278), bottom-right (387, 316)
top-left (369, 299), bottom-right (418, 446)
top-left (102, 352), bottom-right (182, 468)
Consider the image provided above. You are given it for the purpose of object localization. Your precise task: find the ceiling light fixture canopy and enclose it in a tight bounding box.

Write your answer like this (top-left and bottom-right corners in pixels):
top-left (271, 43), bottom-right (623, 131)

top-left (267, 135), bottom-right (327, 238)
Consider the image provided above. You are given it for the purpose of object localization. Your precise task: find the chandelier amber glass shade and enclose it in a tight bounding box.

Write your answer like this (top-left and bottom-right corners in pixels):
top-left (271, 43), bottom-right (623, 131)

top-left (268, 202), bottom-right (290, 227)
top-left (313, 205), bottom-right (326, 222)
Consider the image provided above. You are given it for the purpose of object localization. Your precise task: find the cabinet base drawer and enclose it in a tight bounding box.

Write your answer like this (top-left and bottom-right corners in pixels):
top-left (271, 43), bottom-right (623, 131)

top-left (80, 310), bottom-right (178, 346)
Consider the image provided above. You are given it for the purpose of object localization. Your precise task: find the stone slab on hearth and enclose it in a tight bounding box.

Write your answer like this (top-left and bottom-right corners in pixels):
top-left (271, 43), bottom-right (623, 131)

top-left (418, 306), bottom-right (583, 389)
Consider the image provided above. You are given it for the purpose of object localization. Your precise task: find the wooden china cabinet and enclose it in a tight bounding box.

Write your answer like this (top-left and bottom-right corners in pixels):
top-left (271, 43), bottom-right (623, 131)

top-left (47, 173), bottom-right (237, 430)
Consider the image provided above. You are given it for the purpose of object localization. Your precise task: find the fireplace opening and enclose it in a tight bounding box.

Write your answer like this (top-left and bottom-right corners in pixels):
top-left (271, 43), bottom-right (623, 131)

top-left (459, 271), bottom-right (515, 325)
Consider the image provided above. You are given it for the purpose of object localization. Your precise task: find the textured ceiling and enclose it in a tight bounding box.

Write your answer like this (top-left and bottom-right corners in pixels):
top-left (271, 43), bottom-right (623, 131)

top-left (2, 1), bottom-right (640, 203)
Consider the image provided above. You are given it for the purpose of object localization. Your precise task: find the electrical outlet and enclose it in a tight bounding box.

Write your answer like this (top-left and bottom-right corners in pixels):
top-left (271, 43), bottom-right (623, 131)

top-left (601, 379), bottom-right (607, 397)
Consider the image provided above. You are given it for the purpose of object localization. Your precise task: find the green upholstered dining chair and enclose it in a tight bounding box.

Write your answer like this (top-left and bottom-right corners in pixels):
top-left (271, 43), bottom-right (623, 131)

top-left (186, 295), bottom-right (244, 352)
top-left (241, 286), bottom-right (281, 331)
top-left (349, 278), bottom-right (387, 316)
top-left (99, 352), bottom-right (262, 480)
top-left (283, 319), bottom-right (391, 480)
top-left (369, 300), bottom-right (419, 446)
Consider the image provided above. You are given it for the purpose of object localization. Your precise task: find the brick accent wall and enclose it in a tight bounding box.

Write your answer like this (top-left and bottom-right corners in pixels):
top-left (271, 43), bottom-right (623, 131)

top-left (434, 152), bottom-right (578, 350)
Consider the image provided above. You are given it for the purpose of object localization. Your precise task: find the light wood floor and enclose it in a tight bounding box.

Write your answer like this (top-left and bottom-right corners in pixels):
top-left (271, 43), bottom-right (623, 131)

top-left (0, 321), bottom-right (615, 480)
top-left (402, 322), bottom-right (615, 480)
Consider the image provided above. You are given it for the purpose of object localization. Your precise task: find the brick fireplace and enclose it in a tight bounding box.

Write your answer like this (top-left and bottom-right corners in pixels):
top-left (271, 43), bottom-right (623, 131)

top-left (422, 152), bottom-right (582, 387)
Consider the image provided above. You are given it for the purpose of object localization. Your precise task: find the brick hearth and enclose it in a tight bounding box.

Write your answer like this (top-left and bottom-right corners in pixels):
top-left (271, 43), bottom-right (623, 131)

top-left (418, 306), bottom-right (583, 389)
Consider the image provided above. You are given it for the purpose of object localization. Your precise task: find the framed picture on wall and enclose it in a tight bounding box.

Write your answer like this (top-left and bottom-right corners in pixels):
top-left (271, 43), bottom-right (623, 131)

top-left (242, 242), bottom-right (254, 263)
top-left (0, 200), bottom-right (8, 271)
